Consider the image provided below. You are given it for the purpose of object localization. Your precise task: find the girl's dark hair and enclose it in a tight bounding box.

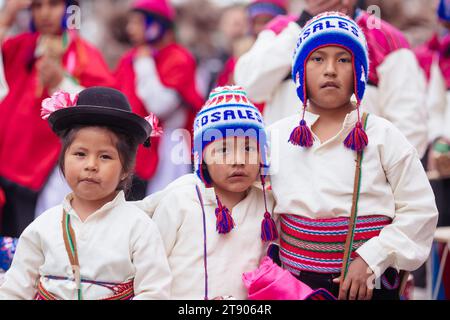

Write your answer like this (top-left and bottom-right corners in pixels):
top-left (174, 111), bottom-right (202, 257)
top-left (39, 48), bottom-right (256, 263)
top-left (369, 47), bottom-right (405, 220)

top-left (58, 125), bottom-right (139, 194)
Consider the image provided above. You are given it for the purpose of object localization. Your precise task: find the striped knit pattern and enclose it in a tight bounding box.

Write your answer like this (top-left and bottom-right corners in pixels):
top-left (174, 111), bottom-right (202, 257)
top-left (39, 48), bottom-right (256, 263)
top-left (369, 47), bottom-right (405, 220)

top-left (280, 214), bottom-right (391, 275)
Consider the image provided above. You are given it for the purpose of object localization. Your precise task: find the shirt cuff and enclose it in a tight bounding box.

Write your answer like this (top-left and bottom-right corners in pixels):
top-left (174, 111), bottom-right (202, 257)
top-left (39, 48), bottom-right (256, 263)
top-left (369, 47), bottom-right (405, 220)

top-left (356, 237), bottom-right (394, 278)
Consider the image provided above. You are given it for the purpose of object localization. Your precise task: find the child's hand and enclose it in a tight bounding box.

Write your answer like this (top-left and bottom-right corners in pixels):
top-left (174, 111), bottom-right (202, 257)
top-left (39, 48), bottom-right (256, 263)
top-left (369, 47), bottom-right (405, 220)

top-left (333, 257), bottom-right (374, 300)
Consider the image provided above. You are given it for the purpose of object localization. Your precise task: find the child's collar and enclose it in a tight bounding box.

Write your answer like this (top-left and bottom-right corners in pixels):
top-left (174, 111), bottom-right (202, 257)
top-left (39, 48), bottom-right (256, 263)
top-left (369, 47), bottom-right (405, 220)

top-left (303, 107), bottom-right (360, 128)
top-left (195, 174), bottom-right (255, 206)
top-left (62, 191), bottom-right (125, 222)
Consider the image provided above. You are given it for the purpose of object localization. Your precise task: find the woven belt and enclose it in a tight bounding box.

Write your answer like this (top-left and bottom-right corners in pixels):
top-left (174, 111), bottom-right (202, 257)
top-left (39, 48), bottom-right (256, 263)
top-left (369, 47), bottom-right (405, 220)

top-left (34, 278), bottom-right (134, 300)
top-left (279, 214), bottom-right (391, 275)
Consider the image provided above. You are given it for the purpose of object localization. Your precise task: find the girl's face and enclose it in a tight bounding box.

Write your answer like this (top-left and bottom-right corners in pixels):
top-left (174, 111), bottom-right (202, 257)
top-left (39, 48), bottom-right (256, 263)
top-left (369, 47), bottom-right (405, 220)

top-left (63, 127), bottom-right (127, 203)
top-left (305, 45), bottom-right (354, 110)
top-left (126, 11), bottom-right (147, 46)
top-left (204, 137), bottom-right (261, 193)
top-left (31, 0), bottom-right (66, 35)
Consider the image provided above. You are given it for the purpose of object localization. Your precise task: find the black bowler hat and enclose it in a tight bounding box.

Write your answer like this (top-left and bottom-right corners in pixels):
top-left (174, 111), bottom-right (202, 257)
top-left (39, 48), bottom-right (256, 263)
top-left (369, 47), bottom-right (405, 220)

top-left (48, 87), bottom-right (152, 145)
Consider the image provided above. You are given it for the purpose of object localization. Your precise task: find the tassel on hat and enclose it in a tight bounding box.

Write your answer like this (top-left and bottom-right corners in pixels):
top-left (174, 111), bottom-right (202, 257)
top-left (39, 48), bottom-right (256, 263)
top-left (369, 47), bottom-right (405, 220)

top-left (260, 174), bottom-right (278, 242)
top-left (215, 196), bottom-right (235, 234)
top-left (343, 103), bottom-right (368, 152)
top-left (288, 107), bottom-right (314, 147)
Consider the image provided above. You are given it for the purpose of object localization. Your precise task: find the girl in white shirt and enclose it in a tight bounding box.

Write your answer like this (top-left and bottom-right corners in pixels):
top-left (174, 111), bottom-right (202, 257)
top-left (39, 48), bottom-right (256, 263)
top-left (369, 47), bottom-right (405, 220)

top-left (0, 87), bottom-right (171, 300)
top-left (268, 12), bottom-right (438, 300)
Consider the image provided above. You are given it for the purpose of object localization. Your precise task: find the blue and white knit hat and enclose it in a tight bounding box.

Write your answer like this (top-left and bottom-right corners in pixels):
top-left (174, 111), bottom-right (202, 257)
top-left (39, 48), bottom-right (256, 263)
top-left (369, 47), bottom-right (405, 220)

top-left (193, 86), bottom-right (277, 241)
top-left (290, 12), bottom-right (370, 152)
top-left (438, 0), bottom-right (450, 22)
top-left (193, 86), bottom-right (268, 186)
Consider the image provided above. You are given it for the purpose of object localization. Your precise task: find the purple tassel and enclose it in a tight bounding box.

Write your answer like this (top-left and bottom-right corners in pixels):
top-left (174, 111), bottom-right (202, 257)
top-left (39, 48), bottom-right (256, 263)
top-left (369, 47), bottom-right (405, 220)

top-left (344, 121), bottom-right (368, 152)
top-left (215, 197), bottom-right (235, 234)
top-left (261, 212), bottom-right (278, 241)
top-left (288, 119), bottom-right (313, 147)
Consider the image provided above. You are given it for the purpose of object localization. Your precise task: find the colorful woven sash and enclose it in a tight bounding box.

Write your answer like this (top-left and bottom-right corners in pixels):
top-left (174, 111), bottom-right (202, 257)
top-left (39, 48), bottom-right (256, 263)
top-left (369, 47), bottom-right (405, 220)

top-left (279, 214), bottom-right (391, 275)
top-left (34, 278), bottom-right (134, 300)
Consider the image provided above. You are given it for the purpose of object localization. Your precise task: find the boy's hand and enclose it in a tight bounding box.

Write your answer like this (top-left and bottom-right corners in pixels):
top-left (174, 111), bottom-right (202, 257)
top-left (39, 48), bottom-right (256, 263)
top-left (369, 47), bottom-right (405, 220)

top-left (333, 257), bottom-right (374, 300)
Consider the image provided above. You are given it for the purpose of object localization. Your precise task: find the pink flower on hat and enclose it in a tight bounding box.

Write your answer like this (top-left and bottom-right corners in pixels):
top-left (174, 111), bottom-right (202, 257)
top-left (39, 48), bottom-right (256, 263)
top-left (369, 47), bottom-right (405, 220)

top-left (145, 113), bottom-right (163, 137)
top-left (41, 91), bottom-right (78, 120)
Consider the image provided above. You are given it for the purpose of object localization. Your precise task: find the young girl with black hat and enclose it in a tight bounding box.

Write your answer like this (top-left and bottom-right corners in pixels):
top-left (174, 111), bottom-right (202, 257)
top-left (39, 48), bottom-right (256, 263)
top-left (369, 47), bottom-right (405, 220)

top-left (0, 87), bottom-right (171, 300)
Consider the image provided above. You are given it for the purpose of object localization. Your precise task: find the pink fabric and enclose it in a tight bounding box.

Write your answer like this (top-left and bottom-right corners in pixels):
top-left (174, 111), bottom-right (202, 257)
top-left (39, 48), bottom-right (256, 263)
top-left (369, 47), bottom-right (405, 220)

top-left (242, 257), bottom-right (314, 300)
top-left (264, 14), bottom-right (297, 35)
top-left (132, 0), bottom-right (175, 21)
top-left (251, 0), bottom-right (288, 11)
top-left (415, 33), bottom-right (450, 89)
top-left (356, 11), bottom-right (410, 86)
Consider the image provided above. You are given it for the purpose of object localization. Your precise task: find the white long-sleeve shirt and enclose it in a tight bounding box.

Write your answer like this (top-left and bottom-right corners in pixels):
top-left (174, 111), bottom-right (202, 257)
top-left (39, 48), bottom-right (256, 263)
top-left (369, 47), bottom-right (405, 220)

top-left (268, 110), bottom-right (438, 278)
top-left (235, 22), bottom-right (429, 158)
top-left (0, 191), bottom-right (171, 300)
top-left (134, 174), bottom-right (275, 300)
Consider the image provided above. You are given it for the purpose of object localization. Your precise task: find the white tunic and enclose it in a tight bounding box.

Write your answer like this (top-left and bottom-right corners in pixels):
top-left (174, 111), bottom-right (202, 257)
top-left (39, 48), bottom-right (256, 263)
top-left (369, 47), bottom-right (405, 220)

top-left (235, 22), bottom-right (429, 158)
top-left (134, 174), bottom-right (275, 300)
top-left (0, 191), bottom-right (171, 300)
top-left (267, 110), bottom-right (438, 278)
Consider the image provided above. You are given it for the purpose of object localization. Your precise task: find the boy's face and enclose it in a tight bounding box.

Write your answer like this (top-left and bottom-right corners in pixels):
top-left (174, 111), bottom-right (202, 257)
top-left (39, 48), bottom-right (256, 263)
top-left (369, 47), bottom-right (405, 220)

top-left (306, 46), bottom-right (354, 110)
top-left (31, 0), bottom-right (66, 35)
top-left (204, 137), bottom-right (261, 193)
top-left (63, 127), bottom-right (126, 203)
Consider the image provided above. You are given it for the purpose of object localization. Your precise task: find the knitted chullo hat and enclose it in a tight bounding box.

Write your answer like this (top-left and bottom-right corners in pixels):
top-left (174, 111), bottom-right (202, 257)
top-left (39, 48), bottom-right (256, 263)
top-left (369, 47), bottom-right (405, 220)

top-left (132, 0), bottom-right (175, 21)
top-left (193, 86), bottom-right (277, 241)
top-left (248, 0), bottom-right (288, 19)
top-left (438, 0), bottom-right (450, 22)
top-left (291, 12), bottom-right (370, 152)
top-left (132, 0), bottom-right (175, 44)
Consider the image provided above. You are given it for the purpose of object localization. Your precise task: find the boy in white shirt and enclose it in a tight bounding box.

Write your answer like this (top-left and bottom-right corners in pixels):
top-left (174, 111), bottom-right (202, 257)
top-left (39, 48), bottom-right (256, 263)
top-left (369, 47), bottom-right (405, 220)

top-left (268, 12), bottom-right (438, 300)
top-left (135, 86), bottom-right (278, 299)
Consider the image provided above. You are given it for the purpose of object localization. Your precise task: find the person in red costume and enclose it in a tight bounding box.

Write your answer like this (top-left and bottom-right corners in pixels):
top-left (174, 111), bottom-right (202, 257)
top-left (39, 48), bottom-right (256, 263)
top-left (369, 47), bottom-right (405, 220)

top-left (0, 0), bottom-right (115, 237)
top-left (115, 0), bottom-right (204, 197)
